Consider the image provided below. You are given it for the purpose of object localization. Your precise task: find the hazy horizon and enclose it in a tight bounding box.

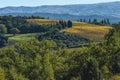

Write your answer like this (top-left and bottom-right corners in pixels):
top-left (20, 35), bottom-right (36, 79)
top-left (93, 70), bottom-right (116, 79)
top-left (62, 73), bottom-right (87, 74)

top-left (0, 0), bottom-right (120, 8)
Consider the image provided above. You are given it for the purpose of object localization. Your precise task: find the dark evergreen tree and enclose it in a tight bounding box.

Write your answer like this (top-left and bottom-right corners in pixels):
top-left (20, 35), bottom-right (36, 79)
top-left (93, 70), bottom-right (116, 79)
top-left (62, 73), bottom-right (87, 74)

top-left (67, 20), bottom-right (72, 28)
top-left (103, 19), bottom-right (107, 25)
top-left (111, 51), bottom-right (120, 74)
top-left (89, 19), bottom-right (91, 23)
top-left (0, 35), bottom-right (8, 47)
top-left (107, 19), bottom-right (110, 25)
top-left (83, 19), bottom-right (86, 22)
top-left (92, 19), bottom-right (97, 24)
top-left (100, 20), bottom-right (104, 25)
top-left (80, 19), bottom-right (83, 22)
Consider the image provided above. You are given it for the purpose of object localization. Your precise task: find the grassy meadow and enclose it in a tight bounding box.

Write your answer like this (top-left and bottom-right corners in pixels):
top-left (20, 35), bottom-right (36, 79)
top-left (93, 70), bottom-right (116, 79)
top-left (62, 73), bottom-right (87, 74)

top-left (6, 33), bottom-right (39, 41)
top-left (5, 33), bottom-right (39, 46)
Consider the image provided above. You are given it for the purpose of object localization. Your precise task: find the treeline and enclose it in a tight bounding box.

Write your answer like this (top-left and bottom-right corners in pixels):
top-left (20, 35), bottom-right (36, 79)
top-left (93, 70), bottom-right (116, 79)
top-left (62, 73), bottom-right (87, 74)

top-left (78, 18), bottom-right (111, 26)
top-left (0, 22), bottom-right (120, 80)
top-left (0, 16), bottom-right (72, 34)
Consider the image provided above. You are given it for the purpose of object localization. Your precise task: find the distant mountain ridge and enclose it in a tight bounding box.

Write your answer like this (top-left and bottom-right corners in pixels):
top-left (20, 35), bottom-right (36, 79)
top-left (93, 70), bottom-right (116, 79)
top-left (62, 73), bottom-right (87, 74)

top-left (0, 1), bottom-right (120, 23)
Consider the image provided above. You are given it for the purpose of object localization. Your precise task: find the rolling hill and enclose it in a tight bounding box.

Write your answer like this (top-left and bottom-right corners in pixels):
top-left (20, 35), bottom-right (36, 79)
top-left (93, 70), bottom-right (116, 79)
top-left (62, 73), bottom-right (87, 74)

top-left (27, 19), bottom-right (111, 41)
top-left (63, 22), bottom-right (111, 41)
top-left (0, 1), bottom-right (120, 23)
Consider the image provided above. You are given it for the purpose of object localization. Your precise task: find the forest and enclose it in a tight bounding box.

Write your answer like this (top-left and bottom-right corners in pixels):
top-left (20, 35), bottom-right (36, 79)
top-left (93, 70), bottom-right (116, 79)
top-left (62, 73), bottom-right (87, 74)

top-left (0, 16), bottom-right (120, 80)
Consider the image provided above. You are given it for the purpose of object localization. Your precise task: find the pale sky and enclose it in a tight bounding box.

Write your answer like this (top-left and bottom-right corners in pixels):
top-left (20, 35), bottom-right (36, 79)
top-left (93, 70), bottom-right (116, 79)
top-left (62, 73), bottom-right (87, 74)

top-left (0, 0), bottom-right (120, 8)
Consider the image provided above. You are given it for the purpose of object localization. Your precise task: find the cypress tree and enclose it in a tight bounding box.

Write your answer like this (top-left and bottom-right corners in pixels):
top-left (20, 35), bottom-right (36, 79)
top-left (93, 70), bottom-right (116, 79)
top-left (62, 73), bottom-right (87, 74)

top-left (89, 19), bottom-right (91, 23)
top-left (107, 19), bottom-right (110, 25)
top-left (68, 20), bottom-right (72, 28)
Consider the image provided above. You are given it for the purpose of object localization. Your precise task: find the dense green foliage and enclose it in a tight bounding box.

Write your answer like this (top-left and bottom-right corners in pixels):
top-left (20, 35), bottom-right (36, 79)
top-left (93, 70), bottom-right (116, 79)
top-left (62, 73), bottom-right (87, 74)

top-left (38, 30), bottom-right (89, 48)
top-left (10, 28), bottom-right (20, 35)
top-left (0, 24), bottom-right (7, 34)
top-left (104, 23), bottom-right (120, 75)
top-left (0, 35), bottom-right (8, 48)
top-left (67, 20), bottom-right (72, 28)
top-left (0, 16), bottom-right (72, 34)
top-left (0, 24), bottom-right (120, 80)
top-left (0, 16), bottom-right (120, 80)
top-left (0, 16), bottom-right (51, 33)
top-left (0, 36), bottom-right (119, 80)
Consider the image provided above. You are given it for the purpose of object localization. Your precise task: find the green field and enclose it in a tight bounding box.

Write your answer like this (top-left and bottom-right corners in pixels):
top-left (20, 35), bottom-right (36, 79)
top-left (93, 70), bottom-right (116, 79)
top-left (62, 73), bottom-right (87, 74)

top-left (6, 33), bottom-right (39, 41)
top-left (5, 33), bottom-right (40, 46)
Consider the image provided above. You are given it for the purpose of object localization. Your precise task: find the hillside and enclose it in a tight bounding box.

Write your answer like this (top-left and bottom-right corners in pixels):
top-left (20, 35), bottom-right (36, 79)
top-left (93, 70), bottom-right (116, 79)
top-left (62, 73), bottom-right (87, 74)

top-left (0, 14), bottom-right (119, 80)
top-left (27, 19), bottom-right (58, 25)
top-left (1, 1), bottom-right (120, 23)
top-left (63, 22), bottom-right (111, 41)
top-left (27, 19), bottom-right (111, 41)
top-left (0, 1), bottom-right (120, 17)
top-left (3, 13), bottom-right (120, 23)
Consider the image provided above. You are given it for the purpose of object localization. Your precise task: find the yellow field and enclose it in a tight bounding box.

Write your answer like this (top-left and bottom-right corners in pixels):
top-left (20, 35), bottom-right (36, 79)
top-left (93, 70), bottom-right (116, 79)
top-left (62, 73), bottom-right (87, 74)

top-left (73, 22), bottom-right (102, 27)
top-left (63, 22), bottom-right (112, 41)
top-left (27, 19), bottom-right (58, 25)
top-left (27, 19), bottom-right (112, 41)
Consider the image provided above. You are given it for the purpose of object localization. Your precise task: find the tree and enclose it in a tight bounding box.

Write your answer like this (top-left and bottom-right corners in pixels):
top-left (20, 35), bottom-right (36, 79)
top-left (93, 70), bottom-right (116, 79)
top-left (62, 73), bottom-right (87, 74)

top-left (0, 67), bottom-right (6, 80)
top-left (107, 19), bottom-right (110, 25)
top-left (105, 23), bottom-right (120, 74)
top-left (58, 20), bottom-right (67, 29)
top-left (67, 20), bottom-right (72, 28)
top-left (92, 19), bottom-right (97, 24)
top-left (80, 19), bottom-right (83, 22)
top-left (103, 19), bottom-right (107, 25)
top-left (83, 19), bottom-right (86, 22)
top-left (110, 51), bottom-right (120, 74)
top-left (10, 28), bottom-right (20, 35)
top-left (0, 24), bottom-right (7, 34)
top-left (81, 58), bottom-right (100, 80)
top-left (41, 40), bottom-right (56, 80)
top-left (89, 19), bottom-right (91, 23)
top-left (0, 35), bottom-right (8, 47)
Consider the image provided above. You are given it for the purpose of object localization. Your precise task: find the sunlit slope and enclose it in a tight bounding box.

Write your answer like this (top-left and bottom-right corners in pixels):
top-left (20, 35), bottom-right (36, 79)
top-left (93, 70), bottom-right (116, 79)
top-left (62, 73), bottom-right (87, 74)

top-left (27, 19), bottom-right (58, 25)
top-left (27, 19), bottom-right (111, 41)
top-left (63, 22), bottom-right (112, 41)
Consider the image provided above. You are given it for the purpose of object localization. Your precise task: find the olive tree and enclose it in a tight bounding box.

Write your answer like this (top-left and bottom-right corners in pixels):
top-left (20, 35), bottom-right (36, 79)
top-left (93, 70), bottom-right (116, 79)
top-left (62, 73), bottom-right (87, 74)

top-left (0, 24), bottom-right (7, 34)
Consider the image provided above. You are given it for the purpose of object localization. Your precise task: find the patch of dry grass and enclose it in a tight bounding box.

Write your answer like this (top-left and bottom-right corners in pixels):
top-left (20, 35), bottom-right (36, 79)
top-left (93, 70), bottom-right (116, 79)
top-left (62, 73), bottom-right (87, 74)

top-left (27, 19), bottom-right (58, 25)
top-left (63, 22), bottom-right (112, 41)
